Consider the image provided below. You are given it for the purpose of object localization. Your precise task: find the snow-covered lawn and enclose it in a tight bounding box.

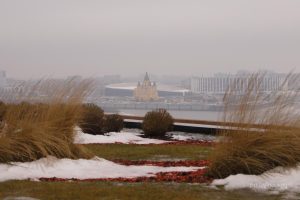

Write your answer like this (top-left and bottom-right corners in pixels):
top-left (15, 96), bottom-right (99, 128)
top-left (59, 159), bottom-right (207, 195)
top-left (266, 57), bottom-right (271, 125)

top-left (212, 165), bottom-right (300, 194)
top-left (0, 156), bottom-right (202, 182)
top-left (74, 127), bottom-right (215, 144)
top-left (74, 129), bottom-right (168, 144)
top-left (0, 127), bottom-right (211, 183)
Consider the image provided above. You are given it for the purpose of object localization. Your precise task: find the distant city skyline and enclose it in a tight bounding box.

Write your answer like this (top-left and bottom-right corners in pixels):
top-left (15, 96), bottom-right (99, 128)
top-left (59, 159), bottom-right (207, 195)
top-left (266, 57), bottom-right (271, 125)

top-left (1, 0), bottom-right (300, 78)
top-left (1, 67), bottom-right (297, 80)
top-left (0, 68), bottom-right (297, 80)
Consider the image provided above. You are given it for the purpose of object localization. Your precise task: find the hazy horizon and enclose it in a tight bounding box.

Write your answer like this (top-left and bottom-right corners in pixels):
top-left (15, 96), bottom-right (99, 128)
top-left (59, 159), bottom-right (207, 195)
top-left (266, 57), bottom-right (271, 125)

top-left (1, 0), bottom-right (300, 79)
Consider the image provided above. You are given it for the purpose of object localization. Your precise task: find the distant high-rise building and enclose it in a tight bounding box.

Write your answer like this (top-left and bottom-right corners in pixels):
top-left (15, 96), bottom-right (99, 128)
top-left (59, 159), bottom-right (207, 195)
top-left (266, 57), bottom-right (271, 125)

top-left (134, 72), bottom-right (159, 101)
top-left (288, 73), bottom-right (300, 91)
top-left (190, 72), bottom-right (286, 94)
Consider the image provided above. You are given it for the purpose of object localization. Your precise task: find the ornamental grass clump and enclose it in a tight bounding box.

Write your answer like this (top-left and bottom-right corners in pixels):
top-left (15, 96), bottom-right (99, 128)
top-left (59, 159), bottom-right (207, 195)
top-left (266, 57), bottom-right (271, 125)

top-left (0, 79), bottom-right (93, 163)
top-left (103, 114), bottom-right (124, 133)
top-left (142, 109), bottom-right (174, 138)
top-left (79, 103), bottom-right (105, 135)
top-left (208, 73), bottom-right (300, 179)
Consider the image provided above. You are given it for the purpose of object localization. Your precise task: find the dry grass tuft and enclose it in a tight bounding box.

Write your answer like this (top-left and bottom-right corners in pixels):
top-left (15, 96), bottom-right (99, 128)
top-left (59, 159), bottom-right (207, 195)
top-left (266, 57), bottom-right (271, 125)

top-left (0, 79), bottom-right (94, 163)
top-left (208, 73), bottom-right (300, 178)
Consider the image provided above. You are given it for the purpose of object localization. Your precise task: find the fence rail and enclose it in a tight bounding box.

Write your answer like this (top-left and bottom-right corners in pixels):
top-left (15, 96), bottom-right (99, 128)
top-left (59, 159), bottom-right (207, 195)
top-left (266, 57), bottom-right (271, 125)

top-left (119, 114), bottom-right (293, 131)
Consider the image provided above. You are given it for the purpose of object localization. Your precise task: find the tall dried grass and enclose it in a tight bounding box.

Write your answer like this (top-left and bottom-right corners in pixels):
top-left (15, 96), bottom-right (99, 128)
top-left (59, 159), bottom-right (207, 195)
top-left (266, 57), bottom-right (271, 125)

top-left (0, 78), bottom-right (94, 163)
top-left (208, 73), bottom-right (300, 178)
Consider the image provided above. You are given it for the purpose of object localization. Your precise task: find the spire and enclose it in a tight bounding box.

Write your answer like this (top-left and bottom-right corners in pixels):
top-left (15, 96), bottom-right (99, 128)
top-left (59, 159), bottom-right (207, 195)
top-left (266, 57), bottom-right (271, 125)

top-left (144, 72), bottom-right (150, 82)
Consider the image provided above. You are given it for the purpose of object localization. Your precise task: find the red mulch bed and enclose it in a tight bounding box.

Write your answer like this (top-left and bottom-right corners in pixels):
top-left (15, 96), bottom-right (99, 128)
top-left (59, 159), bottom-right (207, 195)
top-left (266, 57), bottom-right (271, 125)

top-left (86, 140), bottom-right (215, 146)
top-left (39, 168), bottom-right (212, 184)
top-left (112, 159), bottom-right (209, 167)
top-left (39, 159), bottom-right (212, 184)
top-left (158, 140), bottom-right (215, 146)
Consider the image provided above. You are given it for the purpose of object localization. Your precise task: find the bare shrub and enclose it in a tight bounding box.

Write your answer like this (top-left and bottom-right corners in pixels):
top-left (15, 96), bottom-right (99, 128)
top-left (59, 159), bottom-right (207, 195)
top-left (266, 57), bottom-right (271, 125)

top-left (0, 101), bottom-right (6, 121)
top-left (142, 109), bottom-right (174, 138)
top-left (103, 114), bottom-right (124, 133)
top-left (79, 103), bottom-right (104, 135)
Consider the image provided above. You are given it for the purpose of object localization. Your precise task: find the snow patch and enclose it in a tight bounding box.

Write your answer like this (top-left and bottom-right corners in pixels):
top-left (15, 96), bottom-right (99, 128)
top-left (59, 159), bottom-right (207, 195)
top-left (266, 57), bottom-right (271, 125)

top-left (212, 165), bottom-right (300, 194)
top-left (74, 127), bottom-right (215, 144)
top-left (3, 197), bottom-right (39, 200)
top-left (169, 134), bottom-right (192, 141)
top-left (0, 156), bottom-right (201, 182)
top-left (74, 129), bottom-right (168, 144)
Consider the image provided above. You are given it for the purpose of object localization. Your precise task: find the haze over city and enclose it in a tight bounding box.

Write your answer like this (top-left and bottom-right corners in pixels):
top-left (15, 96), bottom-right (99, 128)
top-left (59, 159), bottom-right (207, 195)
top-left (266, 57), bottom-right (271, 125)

top-left (1, 1), bottom-right (300, 199)
top-left (1, 0), bottom-right (300, 79)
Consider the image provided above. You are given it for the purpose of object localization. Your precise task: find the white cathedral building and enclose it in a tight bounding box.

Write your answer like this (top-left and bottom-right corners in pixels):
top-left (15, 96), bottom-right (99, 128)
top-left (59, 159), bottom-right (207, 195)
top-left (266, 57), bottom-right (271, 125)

top-left (134, 72), bottom-right (159, 101)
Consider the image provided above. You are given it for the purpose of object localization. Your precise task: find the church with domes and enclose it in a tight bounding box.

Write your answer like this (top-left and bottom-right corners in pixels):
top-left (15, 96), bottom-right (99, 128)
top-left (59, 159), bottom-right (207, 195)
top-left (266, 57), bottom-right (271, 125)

top-left (134, 72), bottom-right (159, 101)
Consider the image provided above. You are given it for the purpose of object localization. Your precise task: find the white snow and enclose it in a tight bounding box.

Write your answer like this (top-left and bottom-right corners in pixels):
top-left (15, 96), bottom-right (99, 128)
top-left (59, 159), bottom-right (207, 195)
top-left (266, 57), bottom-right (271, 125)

top-left (169, 134), bottom-right (192, 141)
top-left (74, 127), bottom-right (214, 144)
top-left (74, 129), bottom-right (168, 144)
top-left (167, 131), bottom-right (216, 141)
top-left (0, 156), bottom-right (202, 182)
top-left (212, 165), bottom-right (300, 194)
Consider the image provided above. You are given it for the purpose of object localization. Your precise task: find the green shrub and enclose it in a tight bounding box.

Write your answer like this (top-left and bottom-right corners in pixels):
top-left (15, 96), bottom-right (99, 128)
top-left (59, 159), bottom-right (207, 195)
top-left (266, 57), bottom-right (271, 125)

top-left (103, 114), bottom-right (124, 133)
top-left (79, 103), bottom-right (104, 135)
top-left (142, 109), bottom-right (174, 138)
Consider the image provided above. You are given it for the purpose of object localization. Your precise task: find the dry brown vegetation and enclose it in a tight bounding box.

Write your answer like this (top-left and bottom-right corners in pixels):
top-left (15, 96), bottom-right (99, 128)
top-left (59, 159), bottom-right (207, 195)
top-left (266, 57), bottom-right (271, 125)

top-left (0, 79), bottom-right (94, 163)
top-left (103, 114), bottom-right (124, 133)
top-left (79, 103), bottom-right (105, 135)
top-left (142, 109), bottom-right (174, 138)
top-left (208, 73), bottom-right (300, 178)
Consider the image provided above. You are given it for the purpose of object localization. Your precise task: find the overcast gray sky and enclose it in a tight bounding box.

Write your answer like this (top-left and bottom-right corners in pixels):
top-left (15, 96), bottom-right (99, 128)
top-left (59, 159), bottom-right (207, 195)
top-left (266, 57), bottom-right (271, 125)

top-left (0, 0), bottom-right (299, 78)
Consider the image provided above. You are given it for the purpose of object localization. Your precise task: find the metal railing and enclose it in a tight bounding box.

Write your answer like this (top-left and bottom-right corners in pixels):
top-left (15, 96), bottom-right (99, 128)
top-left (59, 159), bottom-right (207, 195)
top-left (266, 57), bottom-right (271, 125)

top-left (119, 114), bottom-right (293, 130)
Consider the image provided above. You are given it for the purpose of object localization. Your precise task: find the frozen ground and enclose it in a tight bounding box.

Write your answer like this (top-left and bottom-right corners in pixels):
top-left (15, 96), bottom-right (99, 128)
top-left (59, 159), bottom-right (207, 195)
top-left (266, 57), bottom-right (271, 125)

top-left (0, 156), bottom-right (201, 182)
